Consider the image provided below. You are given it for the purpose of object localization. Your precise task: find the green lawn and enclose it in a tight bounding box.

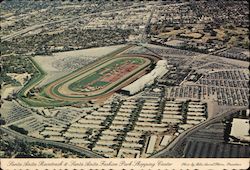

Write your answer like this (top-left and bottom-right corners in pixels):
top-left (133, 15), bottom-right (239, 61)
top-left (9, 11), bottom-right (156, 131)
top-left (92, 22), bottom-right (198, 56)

top-left (69, 73), bottom-right (102, 91)
top-left (91, 81), bottom-right (109, 88)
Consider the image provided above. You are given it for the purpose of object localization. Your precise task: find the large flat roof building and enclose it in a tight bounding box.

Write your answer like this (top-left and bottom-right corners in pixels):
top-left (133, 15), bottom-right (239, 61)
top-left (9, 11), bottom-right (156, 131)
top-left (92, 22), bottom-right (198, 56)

top-left (230, 118), bottom-right (250, 142)
top-left (146, 135), bottom-right (157, 154)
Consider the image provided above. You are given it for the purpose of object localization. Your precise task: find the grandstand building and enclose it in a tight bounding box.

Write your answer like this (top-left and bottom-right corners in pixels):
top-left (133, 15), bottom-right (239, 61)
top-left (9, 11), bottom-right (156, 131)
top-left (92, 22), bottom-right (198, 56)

top-left (121, 60), bottom-right (168, 95)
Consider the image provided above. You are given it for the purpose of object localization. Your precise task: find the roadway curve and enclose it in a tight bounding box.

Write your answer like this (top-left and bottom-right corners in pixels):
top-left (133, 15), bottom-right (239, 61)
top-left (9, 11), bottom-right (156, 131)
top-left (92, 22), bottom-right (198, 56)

top-left (0, 127), bottom-right (105, 158)
top-left (150, 107), bottom-right (247, 158)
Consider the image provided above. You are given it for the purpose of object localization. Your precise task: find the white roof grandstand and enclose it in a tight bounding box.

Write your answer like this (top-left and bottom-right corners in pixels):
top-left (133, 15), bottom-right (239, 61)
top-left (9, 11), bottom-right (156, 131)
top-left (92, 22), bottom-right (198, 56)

top-left (122, 60), bottom-right (168, 95)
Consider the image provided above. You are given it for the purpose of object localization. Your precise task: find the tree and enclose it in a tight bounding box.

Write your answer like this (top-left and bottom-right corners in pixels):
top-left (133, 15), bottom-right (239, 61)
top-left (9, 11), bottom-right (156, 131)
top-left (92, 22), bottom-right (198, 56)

top-left (9, 125), bottom-right (28, 135)
top-left (0, 119), bottom-right (6, 125)
top-left (242, 37), bottom-right (249, 49)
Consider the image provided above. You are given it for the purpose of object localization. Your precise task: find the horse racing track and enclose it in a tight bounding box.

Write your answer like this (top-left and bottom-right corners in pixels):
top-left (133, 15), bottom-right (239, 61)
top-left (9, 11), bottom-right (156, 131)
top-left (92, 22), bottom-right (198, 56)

top-left (17, 46), bottom-right (159, 106)
top-left (43, 56), bottom-right (151, 102)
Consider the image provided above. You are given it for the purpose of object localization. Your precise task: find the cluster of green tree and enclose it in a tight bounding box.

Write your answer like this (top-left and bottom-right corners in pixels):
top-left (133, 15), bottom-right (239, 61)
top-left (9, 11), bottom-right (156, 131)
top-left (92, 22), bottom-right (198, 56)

top-left (0, 130), bottom-right (89, 158)
top-left (2, 28), bottom-right (131, 55)
top-left (8, 125), bottom-right (28, 135)
top-left (0, 56), bottom-right (37, 86)
top-left (0, 72), bottom-right (20, 86)
top-left (0, 113), bottom-right (6, 125)
top-left (0, 132), bottom-right (55, 158)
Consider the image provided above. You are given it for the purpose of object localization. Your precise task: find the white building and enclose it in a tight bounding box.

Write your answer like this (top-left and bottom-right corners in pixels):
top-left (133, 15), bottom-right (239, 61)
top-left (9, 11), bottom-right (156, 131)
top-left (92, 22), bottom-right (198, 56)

top-left (141, 109), bottom-right (158, 114)
top-left (63, 132), bottom-right (88, 138)
top-left (162, 118), bottom-right (182, 124)
top-left (163, 110), bottom-right (181, 115)
top-left (230, 118), bottom-right (250, 142)
top-left (93, 146), bottom-right (116, 153)
top-left (96, 140), bottom-right (117, 146)
top-left (165, 107), bottom-right (181, 111)
top-left (178, 124), bottom-right (193, 130)
top-left (78, 119), bottom-right (103, 125)
top-left (44, 126), bottom-right (65, 132)
top-left (67, 127), bottom-right (88, 133)
top-left (117, 149), bottom-right (140, 158)
top-left (122, 142), bottom-right (143, 149)
top-left (70, 138), bottom-right (90, 144)
top-left (127, 131), bottom-right (143, 137)
top-left (125, 136), bottom-right (142, 142)
top-left (92, 111), bottom-right (111, 116)
top-left (102, 130), bottom-right (121, 136)
top-left (121, 60), bottom-right (168, 95)
top-left (160, 135), bottom-right (173, 146)
top-left (146, 135), bottom-right (157, 154)
top-left (46, 136), bottom-right (65, 142)
top-left (112, 120), bottom-right (130, 125)
top-left (187, 116), bottom-right (206, 121)
top-left (163, 114), bottom-right (183, 119)
top-left (144, 102), bottom-right (159, 106)
top-left (186, 120), bottom-right (201, 125)
top-left (40, 130), bottom-right (62, 136)
top-left (100, 135), bottom-right (117, 141)
top-left (134, 126), bottom-right (166, 132)
top-left (186, 112), bottom-right (205, 116)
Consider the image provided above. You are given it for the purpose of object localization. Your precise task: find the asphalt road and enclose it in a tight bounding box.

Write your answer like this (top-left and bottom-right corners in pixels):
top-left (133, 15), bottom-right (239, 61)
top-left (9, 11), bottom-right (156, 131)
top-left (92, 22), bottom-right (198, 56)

top-left (150, 107), bottom-right (247, 158)
top-left (0, 126), bottom-right (105, 158)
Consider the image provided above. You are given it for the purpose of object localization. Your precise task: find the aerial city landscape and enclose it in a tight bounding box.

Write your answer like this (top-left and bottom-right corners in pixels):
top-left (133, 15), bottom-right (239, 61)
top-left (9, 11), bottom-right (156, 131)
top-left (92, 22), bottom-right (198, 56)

top-left (0, 0), bottom-right (249, 159)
